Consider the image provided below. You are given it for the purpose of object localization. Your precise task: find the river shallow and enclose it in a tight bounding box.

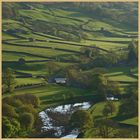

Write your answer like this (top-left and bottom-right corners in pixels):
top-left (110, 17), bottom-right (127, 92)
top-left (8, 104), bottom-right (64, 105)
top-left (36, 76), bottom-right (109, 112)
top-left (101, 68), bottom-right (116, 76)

top-left (39, 102), bottom-right (92, 138)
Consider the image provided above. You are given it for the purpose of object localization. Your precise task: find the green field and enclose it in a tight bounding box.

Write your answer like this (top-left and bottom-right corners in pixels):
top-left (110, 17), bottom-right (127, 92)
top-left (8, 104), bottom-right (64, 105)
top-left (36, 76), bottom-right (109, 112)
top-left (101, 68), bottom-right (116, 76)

top-left (3, 84), bottom-right (95, 110)
top-left (120, 117), bottom-right (138, 126)
top-left (2, 2), bottom-right (138, 138)
top-left (15, 77), bottom-right (45, 86)
top-left (89, 101), bottom-right (120, 119)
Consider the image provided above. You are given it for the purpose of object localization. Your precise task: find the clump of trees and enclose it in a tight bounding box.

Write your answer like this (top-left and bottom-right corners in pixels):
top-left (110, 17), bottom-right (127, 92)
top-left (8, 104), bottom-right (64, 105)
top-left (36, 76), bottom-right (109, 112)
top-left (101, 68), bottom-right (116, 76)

top-left (102, 101), bottom-right (116, 118)
top-left (80, 46), bottom-right (100, 58)
top-left (14, 94), bottom-right (40, 108)
top-left (118, 88), bottom-right (138, 118)
top-left (70, 110), bottom-right (92, 132)
top-left (2, 94), bottom-right (40, 138)
top-left (90, 118), bottom-right (137, 138)
top-left (79, 50), bottom-right (119, 70)
top-left (93, 118), bottom-right (118, 138)
top-left (66, 68), bottom-right (120, 100)
top-left (66, 68), bottom-right (92, 88)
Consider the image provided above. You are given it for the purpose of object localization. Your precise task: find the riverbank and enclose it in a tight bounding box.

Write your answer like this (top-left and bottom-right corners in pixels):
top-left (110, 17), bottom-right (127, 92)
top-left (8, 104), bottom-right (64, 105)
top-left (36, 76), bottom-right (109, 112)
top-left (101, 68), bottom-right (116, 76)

top-left (39, 102), bottom-right (92, 138)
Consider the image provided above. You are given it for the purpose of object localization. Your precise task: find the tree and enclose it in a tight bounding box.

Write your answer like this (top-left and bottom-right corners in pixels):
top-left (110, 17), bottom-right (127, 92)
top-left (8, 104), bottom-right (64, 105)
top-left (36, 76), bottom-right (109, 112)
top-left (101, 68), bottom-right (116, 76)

top-left (104, 101), bottom-right (116, 115)
top-left (91, 73), bottom-right (108, 99)
top-left (102, 106), bottom-right (111, 118)
top-left (94, 119), bottom-right (118, 138)
top-left (100, 27), bottom-right (104, 31)
top-left (2, 103), bottom-right (18, 118)
top-left (29, 37), bottom-right (35, 42)
top-left (20, 113), bottom-right (34, 130)
top-left (2, 117), bottom-right (20, 138)
top-left (8, 99), bottom-right (23, 108)
top-left (70, 110), bottom-right (92, 132)
top-left (106, 81), bottom-right (121, 96)
top-left (18, 104), bottom-right (37, 117)
top-left (114, 128), bottom-right (138, 138)
top-left (118, 90), bottom-right (138, 117)
top-left (91, 47), bottom-right (100, 57)
top-left (14, 94), bottom-right (40, 108)
top-left (46, 61), bottom-right (60, 76)
top-left (10, 119), bottom-right (21, 137)
top-left (80, 47), bottom-right (92, 57)
top-left (2, 117), bottom-right (13, 138)
top-left (127, 40), bottom-right (137, 66)
top-left (3, 68), bottom-right (16, 93)
top-left (3, 97), bottom-right (23, 110)
top-left (18, 58), bottom-right (25, 65)
top-left (66, 68), bottom-right (91, 88)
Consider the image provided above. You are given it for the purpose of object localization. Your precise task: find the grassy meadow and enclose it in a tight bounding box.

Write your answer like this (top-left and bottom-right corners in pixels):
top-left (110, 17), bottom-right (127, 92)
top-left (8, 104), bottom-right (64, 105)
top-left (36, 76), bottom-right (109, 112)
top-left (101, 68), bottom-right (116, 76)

top-left (2, 2), bottom-right (138, 138)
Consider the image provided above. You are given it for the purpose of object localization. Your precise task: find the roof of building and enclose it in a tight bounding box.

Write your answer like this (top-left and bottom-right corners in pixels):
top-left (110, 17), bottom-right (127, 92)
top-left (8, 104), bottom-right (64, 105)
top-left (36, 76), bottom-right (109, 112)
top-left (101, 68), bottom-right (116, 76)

top-left (55, 78), bottom-right (67, 83)
top-left (55, 78), bottom-right (66, 81)
top-left (106, 94), bottom-right (114, 98)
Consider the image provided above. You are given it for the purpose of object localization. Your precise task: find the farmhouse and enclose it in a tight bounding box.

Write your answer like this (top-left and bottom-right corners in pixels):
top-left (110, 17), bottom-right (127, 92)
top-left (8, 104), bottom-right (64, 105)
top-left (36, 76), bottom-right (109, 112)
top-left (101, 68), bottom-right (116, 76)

top-left (54, 78), bottom-right (67, 84)
top-left (106, 94), bottom-right (118, 101)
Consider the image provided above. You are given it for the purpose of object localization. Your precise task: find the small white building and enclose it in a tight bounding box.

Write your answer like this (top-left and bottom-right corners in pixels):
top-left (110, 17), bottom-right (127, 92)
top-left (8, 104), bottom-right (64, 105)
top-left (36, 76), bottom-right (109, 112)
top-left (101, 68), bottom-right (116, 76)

top-left (106, 95), bottom-right (118, 101)
top-left (54, 78), bottom-right (67, 84)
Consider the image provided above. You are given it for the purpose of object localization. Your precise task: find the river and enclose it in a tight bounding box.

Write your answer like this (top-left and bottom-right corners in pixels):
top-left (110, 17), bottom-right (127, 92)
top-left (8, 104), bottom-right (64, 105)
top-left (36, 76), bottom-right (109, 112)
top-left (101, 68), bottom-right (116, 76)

top-left (39, 102), bottom-right (92, 138)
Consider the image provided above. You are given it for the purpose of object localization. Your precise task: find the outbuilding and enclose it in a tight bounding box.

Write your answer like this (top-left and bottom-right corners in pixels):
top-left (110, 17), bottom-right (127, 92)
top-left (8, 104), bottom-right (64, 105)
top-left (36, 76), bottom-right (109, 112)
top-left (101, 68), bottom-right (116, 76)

top-left (106, 94), bottom-right (118, 101)
top-left (54, 78), bottom-right (67, 84)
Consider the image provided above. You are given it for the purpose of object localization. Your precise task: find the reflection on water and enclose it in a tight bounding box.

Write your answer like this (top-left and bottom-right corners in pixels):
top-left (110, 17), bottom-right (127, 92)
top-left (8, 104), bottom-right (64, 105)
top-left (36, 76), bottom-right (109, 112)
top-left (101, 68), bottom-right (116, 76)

top-left (39, 102), bottom-right (91, 138)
